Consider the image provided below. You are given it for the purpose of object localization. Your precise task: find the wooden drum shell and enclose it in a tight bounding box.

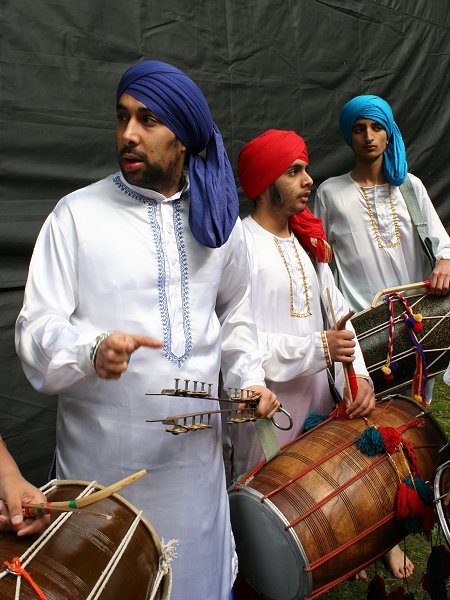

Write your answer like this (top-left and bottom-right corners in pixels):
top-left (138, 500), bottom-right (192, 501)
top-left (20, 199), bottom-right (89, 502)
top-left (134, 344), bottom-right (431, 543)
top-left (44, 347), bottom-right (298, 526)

top-left (0, 480), bottom-right (170, 600)
top-left (229, 396), bottom-right (449, 600)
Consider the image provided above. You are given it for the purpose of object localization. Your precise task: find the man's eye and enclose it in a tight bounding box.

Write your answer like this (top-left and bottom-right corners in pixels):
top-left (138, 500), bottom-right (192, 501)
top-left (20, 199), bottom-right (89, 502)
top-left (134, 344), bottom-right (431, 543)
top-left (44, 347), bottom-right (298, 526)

top-left (143, 116), bottom-right (158, 125)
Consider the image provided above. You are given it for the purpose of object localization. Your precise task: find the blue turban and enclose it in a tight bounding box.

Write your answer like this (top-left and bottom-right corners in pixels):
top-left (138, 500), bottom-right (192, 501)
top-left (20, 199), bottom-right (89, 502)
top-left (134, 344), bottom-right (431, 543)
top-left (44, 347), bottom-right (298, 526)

top-left (117, 60), bottom-right (238, 248)
top-left (339, 95), bottom-right (408, 186)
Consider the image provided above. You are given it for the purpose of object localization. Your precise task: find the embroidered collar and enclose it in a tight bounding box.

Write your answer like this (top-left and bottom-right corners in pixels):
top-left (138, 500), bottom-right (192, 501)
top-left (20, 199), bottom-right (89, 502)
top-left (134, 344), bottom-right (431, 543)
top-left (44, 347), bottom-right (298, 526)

top-left (114, 172), bottom-right (190, 204)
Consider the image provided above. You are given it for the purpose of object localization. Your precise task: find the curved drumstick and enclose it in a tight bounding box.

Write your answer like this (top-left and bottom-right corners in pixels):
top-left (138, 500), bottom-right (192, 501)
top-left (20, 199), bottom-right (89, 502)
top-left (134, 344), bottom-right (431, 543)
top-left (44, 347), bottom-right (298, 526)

top-left (371, 280), bottom-right (430, 308)
top-left (23, 469), bottom-right (147, 512)
top-left (325, 288), bottom-right (358, 400)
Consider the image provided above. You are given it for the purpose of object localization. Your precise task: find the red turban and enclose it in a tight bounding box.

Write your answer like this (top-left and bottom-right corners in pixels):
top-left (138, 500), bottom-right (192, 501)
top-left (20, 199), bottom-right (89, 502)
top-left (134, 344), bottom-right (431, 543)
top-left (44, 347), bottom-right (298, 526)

top-left (238, 129), bottom-right (309, 200)
top-left (238, 129), bottom-right (332, 263)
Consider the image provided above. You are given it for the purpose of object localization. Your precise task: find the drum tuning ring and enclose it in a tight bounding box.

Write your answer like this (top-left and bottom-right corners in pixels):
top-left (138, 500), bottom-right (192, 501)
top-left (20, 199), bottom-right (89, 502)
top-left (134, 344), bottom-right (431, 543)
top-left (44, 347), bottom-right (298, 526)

top-left (271, 406), bottom-right (293, 431)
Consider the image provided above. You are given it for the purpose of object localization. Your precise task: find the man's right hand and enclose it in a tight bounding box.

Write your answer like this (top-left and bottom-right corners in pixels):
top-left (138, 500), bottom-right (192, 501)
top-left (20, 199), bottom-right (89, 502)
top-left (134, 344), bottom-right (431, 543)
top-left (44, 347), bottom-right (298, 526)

top-left (325, 329), bottom-right (356, 364)
top-left (94, 332), bottom-right (162, 379)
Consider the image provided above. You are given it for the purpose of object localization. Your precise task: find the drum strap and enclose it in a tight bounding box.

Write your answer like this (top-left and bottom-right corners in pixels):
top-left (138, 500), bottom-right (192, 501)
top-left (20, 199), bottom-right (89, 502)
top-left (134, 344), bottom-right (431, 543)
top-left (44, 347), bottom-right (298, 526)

top-left (399, 176), bottom-right (437, 269)
top-left (255, 418), bottom-right (280, 463)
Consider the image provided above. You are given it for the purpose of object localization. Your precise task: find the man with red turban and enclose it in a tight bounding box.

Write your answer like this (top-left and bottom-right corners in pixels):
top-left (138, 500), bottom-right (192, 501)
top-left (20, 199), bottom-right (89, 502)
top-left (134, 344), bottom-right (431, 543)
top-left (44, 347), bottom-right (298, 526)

top-left (228, 129), bottom-right (375, 481)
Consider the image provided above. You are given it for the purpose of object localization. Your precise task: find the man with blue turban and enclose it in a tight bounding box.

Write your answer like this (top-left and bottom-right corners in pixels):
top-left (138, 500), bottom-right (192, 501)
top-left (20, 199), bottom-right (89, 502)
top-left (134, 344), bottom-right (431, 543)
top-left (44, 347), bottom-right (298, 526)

top-left (316, 95), bottom-right (450, 578)
top-left (15, 60), bottom-right (278, 600)
top-left (316, 94), bottom-right (450, 314)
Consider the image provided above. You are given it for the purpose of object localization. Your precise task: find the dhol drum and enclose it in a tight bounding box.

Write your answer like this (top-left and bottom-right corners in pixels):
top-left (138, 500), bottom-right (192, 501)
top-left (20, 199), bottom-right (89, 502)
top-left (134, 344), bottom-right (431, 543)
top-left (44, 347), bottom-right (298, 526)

top-left (434, 459), bottom-right (450, 548)
top-left (351, 291), bottom-right (450, 397)
top-left (0, 480), bottom-right (171, 599)
top-left (229, 396), bottom-right (449, 600)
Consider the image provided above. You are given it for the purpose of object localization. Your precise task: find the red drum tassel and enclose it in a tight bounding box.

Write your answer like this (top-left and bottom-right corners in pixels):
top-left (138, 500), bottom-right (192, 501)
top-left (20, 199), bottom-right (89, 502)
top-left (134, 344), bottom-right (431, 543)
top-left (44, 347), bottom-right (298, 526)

top-left (387, 587), bottom-right (405, 599)
top-left (367, 574), bottom-right (387, 599)
top-left (395, 482), bottom-right (423, 518)
top-left (422, 545), bottom-right (450, 600)
top-left (334, 403), bottom-right (351, 420)
top-left (420, 504), bottom-right (437, 533)
top-left (378, 426), bottom-right (402, 453)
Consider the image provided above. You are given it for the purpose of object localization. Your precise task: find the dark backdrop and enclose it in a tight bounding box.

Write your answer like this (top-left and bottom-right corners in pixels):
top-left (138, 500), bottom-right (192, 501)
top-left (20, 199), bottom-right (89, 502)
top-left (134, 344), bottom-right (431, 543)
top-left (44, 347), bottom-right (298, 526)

top-left (1, 0), bottom-right (449, 484)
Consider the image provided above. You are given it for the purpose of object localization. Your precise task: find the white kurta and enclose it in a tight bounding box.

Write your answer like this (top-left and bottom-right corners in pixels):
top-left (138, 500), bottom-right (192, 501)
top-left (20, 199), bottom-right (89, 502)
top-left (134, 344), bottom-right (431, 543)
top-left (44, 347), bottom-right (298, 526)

top-left (315, 172), bottom-right (450, 312)
top-left (15, 173), bottom-right (267, 600)
top-left (228, 216), bottom-right (369, 480)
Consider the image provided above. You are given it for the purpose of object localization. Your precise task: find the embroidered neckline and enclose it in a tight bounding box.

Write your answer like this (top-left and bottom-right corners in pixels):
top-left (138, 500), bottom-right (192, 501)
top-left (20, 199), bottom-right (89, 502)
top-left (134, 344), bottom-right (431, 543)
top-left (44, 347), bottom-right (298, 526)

top-left (359, 184), bottom-right (401, 249)
top-left (274, 237), bottom-right (312, 318)
top-left (113, 175), bottom-right (192, 367)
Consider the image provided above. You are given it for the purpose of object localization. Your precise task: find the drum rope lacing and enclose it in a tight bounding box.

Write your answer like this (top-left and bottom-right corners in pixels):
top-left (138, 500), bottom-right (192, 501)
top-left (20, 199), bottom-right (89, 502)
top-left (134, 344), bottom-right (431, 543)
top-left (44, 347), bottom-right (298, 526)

top-left (0, 480), bottom-right (174, 600)
top-left (356, 294), bottom-right (449, 377)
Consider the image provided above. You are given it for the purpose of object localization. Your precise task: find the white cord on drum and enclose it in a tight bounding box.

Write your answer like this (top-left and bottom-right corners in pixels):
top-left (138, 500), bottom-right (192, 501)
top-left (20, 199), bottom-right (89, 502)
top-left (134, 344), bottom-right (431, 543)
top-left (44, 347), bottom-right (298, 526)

top-left (148, 538), bottom-right (178, 600)
top-left (86, 512), bottom-right (143, 600)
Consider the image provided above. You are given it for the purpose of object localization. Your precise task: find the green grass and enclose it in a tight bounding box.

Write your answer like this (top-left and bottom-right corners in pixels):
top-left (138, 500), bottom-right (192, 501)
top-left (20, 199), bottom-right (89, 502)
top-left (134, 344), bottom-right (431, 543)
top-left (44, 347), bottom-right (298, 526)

top-left (320, 374), bottom-right (450, 600)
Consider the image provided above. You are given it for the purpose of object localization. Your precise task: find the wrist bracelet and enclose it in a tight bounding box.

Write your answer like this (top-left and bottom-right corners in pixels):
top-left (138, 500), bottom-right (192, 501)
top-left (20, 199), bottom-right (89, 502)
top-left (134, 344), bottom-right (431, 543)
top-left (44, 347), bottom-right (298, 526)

top-left (90, 332), bottom-right (112, 369)
top-left (356, 375), bottom-right (374, 389)
top-left (321, 331), bottom-right (333, 369)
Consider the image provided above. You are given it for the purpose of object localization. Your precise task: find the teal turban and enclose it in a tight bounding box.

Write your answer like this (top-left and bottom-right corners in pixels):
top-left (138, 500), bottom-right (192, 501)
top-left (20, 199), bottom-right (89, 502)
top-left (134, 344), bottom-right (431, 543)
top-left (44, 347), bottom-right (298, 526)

top-left (339, 95), bottom-right (407, 186)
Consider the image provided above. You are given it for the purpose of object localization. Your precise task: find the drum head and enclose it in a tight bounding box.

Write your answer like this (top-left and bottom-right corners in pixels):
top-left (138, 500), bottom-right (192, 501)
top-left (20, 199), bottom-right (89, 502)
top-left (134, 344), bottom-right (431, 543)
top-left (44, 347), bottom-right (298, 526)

top-left (229, 487), bottom-right (312, 600)
top-left (434, 460), bottom-right (450, 547)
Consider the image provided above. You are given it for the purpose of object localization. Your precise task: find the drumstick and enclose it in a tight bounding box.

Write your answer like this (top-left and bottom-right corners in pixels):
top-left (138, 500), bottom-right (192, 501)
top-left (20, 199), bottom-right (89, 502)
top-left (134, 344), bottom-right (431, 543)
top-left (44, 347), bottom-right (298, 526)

top-left (24, 469), bottom-right (148, 511)
top-left (325, 288), bottom-right (357, 401)
top-left (371, 280), bottom-right (430, 307)
top-left (22, 505), bottom-right (112, 520)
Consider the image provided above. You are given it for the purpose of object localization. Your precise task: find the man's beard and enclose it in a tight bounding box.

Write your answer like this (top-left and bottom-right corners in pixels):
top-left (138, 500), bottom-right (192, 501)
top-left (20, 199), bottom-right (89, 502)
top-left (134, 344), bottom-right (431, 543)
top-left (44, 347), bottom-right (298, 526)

top-left (269, 183), bottom-right (284, 208)
top-left (118, 144), bottom-right (184, 193)
top-left (268, 182), bottom-right (306, 215)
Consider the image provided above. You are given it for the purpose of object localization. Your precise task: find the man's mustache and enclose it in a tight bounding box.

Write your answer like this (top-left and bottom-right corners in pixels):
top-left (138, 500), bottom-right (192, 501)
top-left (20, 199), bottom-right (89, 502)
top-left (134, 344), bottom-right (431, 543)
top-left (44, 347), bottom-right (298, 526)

top-left (119, 146), bottom-right (147, 161)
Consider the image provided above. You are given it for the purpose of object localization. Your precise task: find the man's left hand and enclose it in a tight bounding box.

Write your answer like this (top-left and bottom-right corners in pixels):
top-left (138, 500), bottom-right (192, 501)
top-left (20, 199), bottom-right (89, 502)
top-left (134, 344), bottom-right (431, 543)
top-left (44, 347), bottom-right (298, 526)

top-left (429, 258), bottom-right (450, 296)
top-left (344, 377), bottom-right (376, 419)
top-left (246, 385), bottom-right (279, 420)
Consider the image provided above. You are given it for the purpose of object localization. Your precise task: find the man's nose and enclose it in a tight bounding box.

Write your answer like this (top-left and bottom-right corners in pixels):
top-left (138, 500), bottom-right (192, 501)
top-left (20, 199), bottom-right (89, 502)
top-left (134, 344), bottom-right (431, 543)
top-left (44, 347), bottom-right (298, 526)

top-left (303, 172), bottom-right (313, 187)
top-left (123, 119), bottom-right (140, 146)
top-left (363, 128), bottom-right (373, 141)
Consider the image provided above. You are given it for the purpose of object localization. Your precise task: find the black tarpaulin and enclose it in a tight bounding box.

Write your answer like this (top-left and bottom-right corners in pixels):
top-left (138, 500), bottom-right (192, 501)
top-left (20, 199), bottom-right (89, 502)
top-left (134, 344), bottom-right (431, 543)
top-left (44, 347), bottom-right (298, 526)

top-left (1, 0), bottom-right (449, 484)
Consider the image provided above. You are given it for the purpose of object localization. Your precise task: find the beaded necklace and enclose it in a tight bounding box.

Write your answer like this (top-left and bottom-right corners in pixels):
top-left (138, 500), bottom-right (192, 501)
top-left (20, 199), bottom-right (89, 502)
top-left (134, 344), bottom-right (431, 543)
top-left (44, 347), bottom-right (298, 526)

top-left (274, 237), bottom-right (312, 318)
top-left (360, 184), bottom-right (401, 249)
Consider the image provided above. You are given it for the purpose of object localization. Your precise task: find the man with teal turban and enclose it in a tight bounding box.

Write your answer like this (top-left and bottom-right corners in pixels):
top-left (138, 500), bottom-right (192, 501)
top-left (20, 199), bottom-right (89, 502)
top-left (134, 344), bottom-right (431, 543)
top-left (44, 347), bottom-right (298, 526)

top-left (316, 94), bottom-right (450, 313)
top-left (15, 60), bottom-right (279, 600)
top-left (316, 94), bottom-right (450, 579)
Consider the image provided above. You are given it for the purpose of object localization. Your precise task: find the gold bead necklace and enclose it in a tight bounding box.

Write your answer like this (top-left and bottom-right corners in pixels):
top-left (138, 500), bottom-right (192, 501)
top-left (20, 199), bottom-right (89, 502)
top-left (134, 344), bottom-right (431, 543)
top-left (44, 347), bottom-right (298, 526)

top-left (274, 237), bottom-right (312, 318)
top-left (360, 184), bottom-right (401, 249)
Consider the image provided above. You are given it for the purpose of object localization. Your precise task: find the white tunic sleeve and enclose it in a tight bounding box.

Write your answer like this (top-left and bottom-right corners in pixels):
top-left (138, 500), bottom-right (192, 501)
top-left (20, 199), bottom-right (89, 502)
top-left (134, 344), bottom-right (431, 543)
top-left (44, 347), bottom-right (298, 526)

top-left (15, 209), bottom-right (95, 395)
top-left (216, 220), bottom-right (266, 390)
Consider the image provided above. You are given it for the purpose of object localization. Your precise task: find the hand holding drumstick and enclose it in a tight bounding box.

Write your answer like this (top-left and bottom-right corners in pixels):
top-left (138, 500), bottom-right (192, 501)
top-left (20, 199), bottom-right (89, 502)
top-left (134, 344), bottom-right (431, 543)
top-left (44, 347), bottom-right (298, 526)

top-left (325, 289), bottom-right (375, 419)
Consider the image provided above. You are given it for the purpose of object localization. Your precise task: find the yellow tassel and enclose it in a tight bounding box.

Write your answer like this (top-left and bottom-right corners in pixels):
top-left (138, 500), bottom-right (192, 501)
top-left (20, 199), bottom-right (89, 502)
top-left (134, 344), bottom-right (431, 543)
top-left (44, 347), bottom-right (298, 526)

top-left (381, 365), bottom-right (392, 376)
top-left (412, 312), bottom-right (422, 322)
top-left (413, 394), bottom-right (423, 403)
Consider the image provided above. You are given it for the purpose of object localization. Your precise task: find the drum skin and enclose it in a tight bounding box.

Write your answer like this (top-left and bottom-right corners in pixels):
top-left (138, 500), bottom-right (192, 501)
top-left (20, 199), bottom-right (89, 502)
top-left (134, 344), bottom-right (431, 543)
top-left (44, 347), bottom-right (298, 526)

top-left (351, 292), bottom-right (450, 397)
top-left (229, 397), bottom-right (449, 600)
top-left (0, 480), bottom-right (170, 600)
top-left (434, 460), bottom-right (450, 548)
